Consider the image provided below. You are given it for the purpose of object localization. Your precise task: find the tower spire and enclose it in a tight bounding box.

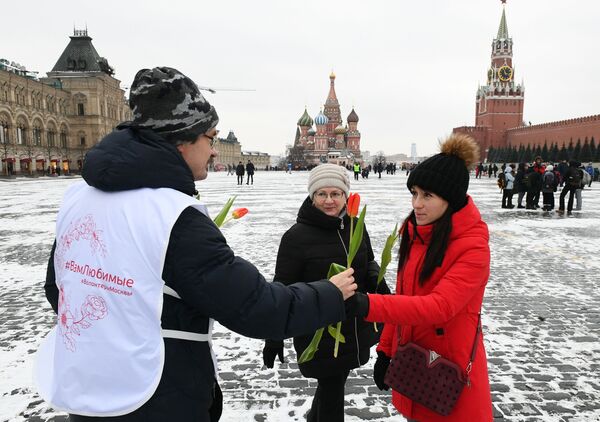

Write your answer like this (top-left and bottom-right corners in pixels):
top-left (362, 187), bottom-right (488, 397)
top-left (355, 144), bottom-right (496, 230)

top-left (326, 71), bottom-right (339, 105)
top-left (497, 1), bottom-right (509, 39)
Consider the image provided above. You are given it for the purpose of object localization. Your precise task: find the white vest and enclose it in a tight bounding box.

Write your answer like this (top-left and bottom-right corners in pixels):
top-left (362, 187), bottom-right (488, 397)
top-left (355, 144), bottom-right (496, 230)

top-left (34, 182), bottom-right (213, 417)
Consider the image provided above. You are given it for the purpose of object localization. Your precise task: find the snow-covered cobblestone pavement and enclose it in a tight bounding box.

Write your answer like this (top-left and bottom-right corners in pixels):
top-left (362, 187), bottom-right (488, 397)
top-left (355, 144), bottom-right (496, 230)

top-left (1, 171), bottom-right (599, 421)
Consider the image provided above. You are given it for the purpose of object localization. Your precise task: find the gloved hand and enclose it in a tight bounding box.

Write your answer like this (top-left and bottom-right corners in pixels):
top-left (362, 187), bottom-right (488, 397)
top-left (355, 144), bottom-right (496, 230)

top-left (262, 340), bottom-right (284, 368)
top-left (344, 292), bottom-right (370, 318)
top-left (373, 351), bottom-right (391, 391)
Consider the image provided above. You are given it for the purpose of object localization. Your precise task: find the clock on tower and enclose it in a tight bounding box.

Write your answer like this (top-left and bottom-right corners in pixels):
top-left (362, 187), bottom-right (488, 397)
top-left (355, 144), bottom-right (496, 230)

top-left (498, 65), bottom-right (513, 82)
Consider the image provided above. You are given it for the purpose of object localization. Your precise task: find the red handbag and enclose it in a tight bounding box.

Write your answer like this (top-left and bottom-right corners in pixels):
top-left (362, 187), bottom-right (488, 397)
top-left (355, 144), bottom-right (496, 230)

top-left (384, 314), bottom-right (481, 416)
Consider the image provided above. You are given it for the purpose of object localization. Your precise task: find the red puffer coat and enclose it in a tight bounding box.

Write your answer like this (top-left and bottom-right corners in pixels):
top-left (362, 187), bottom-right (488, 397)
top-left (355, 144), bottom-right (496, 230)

top-left (366, 196), bottom-right (493, 422)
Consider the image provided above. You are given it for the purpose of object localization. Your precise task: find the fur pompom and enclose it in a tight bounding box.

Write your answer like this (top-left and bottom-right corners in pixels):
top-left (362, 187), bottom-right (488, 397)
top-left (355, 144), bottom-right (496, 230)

top-left (439, 134), bottom-right (480, 168)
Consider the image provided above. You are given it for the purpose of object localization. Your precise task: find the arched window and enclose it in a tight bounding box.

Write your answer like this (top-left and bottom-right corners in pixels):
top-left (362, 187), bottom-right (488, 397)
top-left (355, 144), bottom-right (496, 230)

top-left (47, 123), bottom-right (57, 147)
top-left (32, 122), bottom-right (42, 146)
top-left (16, 117), bottom-right (28, 145)
top-left (46, 95), bottom-right (56, 113)
top-left (0, 116), bottom-right (10, 144)
top-left (0, 83), bottom-right (8, 102)
top-left (59, 125), bottom-right (68, 148)
top-left (78, 131), bottom-right (86, 146)
top-left (74, 93), bottom-right (87, 116)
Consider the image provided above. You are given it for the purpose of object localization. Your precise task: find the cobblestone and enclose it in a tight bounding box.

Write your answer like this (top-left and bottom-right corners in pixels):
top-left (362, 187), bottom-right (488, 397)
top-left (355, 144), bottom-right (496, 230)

top-left (1, 173), bottom-right (600, 421)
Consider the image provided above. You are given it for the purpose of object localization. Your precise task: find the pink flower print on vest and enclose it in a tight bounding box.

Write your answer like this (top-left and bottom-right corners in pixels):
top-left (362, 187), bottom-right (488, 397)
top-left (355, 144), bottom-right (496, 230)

top-left (58, 291), bottom-right (108, 352)
top-left (55, 214), bottom-right (107, 278)
top-left (81, 295), bottom-right (108, 320)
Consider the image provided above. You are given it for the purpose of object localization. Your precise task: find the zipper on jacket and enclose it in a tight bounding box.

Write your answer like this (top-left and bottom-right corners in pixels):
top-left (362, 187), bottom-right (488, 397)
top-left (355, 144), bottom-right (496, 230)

top-left (339, 218), bottom-right (344, 230)
top-left (337, 231), bottom-right (348, 256)
top-left (354, 316), bottom-right (360, 366)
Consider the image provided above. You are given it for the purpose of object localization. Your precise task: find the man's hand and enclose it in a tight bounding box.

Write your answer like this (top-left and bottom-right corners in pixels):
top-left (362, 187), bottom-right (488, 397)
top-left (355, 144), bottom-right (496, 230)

top-left (329, 268), bottom-right (356, 300)
top-left (263, 340), bottom-right (284, 368)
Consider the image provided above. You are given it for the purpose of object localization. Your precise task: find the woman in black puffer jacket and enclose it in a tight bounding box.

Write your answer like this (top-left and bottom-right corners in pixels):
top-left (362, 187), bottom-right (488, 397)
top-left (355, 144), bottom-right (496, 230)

top-left (262, 164), bottom-right (390, 422)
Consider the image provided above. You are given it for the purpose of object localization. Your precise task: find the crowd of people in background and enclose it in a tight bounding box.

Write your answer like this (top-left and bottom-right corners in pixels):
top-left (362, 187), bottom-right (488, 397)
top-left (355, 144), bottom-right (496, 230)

top-left (492, 157), bottom-right (596, 215)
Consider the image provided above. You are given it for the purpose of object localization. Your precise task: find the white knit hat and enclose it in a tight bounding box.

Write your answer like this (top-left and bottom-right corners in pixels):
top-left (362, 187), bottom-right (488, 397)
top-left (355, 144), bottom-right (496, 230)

top-left (307, 164), bottom-right (350, 198)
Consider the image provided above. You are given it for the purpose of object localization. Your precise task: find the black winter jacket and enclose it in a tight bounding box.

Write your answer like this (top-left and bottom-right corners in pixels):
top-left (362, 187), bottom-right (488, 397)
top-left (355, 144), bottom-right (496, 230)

top-left (44, 126), bottom-right (347, 422)
top-left (274, 197), bottom-right (390, 378)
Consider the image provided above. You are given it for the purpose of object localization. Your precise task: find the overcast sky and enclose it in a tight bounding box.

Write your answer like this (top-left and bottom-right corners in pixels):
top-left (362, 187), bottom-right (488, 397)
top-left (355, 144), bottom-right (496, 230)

top-left (3, 0), bottom-right (599, 156)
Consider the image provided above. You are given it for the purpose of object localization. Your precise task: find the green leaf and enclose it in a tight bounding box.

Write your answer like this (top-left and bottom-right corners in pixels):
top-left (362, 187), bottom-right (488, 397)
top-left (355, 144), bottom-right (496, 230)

top-left (377, 223), bottom-right (399, 286)
top-left (298, 327), bottom-right (324, 363)
top-left (347, 206), bottom-right (367, 267)
top-left (327, 323), bottom-right (345, 343)
top-left (213, 196), bottom-right (236, 228)
top-left (327, 262), bottom-right (347, 279)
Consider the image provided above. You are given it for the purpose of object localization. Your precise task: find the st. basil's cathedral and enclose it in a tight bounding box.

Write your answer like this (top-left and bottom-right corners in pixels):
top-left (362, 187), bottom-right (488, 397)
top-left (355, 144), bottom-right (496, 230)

top-left (293, 72), bottom-right (361, 166)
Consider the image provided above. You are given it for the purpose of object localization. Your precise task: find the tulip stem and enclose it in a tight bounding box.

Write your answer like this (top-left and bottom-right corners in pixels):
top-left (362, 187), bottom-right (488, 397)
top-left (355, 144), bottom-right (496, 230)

top-left (347, 217), bottom-right (354, 268)
top-left (333, 321), bottom-right (342, 357)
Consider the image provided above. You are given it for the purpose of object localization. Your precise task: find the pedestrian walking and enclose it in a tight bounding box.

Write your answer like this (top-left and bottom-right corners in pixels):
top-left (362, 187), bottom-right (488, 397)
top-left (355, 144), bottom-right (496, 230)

top-left (525, 166), bottom-right (542, 209)
top-left (35, 67), bottom-right (357, 422)
top-left (346, 134), bottom-right (493, 422)
top-left (514, 162), bottom-right (528, 208)
top-left (235, 161), bottom-right (244, 185)
top-left (575, 165), bottom-right (591, 211)
top-left (263, 164), bottom-right (389, 422)
top-left (501, 165), bottom-right (515, 208)
top-left (541, 165), bottom-right (557, 211)
top-left (353, 162), bottom-right (361, 181)
top-left (558, 160), bottom-right (581, 215)
top-left (245, 160), bottom-right (255, 185)
top-left (585, 163), bottom-right (594, 187)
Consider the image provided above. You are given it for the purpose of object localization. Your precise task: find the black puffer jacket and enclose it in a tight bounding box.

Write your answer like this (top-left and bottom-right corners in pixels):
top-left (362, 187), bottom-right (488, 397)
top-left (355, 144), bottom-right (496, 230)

top-left (44, 126), bottom-right (347, 422)
top-left (274, 197), bottom-right (390, 378)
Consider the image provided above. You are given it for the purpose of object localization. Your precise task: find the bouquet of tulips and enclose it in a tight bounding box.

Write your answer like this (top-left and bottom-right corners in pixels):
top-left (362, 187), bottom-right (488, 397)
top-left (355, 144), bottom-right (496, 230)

top-left (298, 193), bottom-right (399, 363)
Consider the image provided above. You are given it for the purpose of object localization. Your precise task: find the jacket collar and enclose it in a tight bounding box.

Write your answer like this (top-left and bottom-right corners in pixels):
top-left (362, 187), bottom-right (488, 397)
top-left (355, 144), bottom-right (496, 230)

top-left (82, 125), bottom-right (196, 196)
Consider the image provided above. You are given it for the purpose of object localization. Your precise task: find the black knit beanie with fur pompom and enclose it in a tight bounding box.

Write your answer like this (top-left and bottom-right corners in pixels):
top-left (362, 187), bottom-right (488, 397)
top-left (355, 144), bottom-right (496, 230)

top-left (407, 134), bottom-right (480, 211)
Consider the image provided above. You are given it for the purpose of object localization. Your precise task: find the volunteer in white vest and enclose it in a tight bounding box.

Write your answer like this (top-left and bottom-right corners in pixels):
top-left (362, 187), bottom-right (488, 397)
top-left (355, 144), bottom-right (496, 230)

top-left (38, 67), bottom-right (357, 422)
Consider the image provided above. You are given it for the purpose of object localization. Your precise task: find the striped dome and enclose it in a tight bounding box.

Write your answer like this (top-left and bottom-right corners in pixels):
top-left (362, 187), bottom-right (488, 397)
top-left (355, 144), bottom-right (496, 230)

top-left (307, 128), bottom-right (316, 136)
top-left (297, 108), bottom-right (313, 127)
top-left (334, 124), bottom-right (347, 134)
top-left (315, 111), bottom-right (329, 126)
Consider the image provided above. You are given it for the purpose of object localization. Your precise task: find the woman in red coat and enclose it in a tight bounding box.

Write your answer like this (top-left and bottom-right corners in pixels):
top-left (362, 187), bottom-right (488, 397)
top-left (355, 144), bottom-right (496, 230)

top-left (348, 134), bottom-right (493, 421)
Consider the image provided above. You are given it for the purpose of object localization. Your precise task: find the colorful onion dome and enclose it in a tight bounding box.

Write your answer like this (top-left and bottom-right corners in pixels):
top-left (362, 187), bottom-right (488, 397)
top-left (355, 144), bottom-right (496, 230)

top-left (307, 128), bottom-right (316, 136)
top-left (334, 124), bottom-right (346, 134)
top-left (314, 110), bottom-right (329, 126)
top-left (330, 71), bottom-right (336, 79)
top-left (347, 108), bottom-right (359, 123)
top-left (297, 108), bottom-right (313, 127)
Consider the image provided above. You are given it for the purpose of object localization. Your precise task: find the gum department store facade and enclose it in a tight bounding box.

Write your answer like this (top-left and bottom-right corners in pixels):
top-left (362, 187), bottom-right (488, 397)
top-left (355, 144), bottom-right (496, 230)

top-left (0, 30), bottom-right (131, 175)
top-left (1, 29), bottom-right (267, 175)
top-left (453, 1), bottom-right (600, 160)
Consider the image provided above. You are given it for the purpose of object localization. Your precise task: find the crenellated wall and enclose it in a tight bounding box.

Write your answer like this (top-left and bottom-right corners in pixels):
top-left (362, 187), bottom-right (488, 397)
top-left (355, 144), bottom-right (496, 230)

top-left (507, 114), bottom-right (600, 147)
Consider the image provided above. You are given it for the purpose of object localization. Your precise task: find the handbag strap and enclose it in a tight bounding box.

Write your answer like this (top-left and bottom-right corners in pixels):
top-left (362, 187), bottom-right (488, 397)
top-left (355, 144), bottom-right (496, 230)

top-left (465, 313), bottom-right (482, 384)
top-left (397, 265), bottom-right (483, 383)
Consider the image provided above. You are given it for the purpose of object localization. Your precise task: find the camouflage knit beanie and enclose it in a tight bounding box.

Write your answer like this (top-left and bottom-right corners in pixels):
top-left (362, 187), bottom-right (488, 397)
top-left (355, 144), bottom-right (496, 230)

top-left (128, 67), bottom-right (219, 143)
